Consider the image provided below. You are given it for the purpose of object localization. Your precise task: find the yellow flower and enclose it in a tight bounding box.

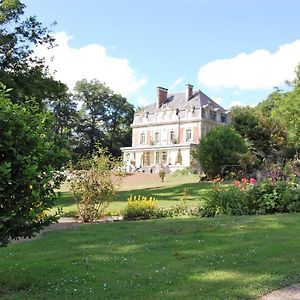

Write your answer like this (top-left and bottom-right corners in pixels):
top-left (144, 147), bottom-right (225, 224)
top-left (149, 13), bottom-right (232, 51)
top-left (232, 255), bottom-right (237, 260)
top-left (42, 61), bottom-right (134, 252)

top-left (29, 185), bottom-right (33, 190)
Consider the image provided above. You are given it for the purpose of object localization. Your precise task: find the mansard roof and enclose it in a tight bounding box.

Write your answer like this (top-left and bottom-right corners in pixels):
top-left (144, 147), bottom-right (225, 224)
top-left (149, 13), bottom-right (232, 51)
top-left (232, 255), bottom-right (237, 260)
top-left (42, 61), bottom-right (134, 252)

top-left (142, 89), bottom-right (226, 114)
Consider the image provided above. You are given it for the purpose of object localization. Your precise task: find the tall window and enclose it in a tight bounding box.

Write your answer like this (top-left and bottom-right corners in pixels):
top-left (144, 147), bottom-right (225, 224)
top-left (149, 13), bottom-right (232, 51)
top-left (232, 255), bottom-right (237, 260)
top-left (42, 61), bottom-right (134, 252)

top-left (140, 132), bottom-right (145, 144)
top-left (155, 151), bottom-right (160, 164)
top-left (186, 129), bottom-right (192, 142)
top-left (170, 130), bottom-right (175, 143)
top-left (154, 132), bottom-right (159, 143)
top-left (162, 151), bottom-right (167, 163)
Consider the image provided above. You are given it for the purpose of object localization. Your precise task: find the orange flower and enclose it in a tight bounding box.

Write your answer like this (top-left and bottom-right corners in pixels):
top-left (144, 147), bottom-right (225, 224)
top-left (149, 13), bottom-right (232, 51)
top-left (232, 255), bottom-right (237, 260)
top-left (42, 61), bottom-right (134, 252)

top-left (234, 180), bottom-right (241, 187)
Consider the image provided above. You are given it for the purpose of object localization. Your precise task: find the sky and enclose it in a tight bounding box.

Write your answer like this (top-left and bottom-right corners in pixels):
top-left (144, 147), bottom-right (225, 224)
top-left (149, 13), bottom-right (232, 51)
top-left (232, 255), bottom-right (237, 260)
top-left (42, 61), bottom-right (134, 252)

top-left (24, 0), bottom-right (300, 109)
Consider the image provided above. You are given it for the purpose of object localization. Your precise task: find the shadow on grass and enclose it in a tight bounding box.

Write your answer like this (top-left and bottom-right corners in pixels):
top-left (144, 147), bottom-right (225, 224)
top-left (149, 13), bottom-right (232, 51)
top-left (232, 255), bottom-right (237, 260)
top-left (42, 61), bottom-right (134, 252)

top-left (2, 214), bottom-right (300, 299)
top-left (116, 181), bottom-right (212, 202)
top-left (54, 182), bottom-right (213, 213)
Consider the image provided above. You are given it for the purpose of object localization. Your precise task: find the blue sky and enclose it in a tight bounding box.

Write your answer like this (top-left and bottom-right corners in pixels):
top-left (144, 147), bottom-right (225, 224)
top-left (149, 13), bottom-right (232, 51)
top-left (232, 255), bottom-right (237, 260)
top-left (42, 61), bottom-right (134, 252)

top-left (24, 0), bottom-right (300, 109)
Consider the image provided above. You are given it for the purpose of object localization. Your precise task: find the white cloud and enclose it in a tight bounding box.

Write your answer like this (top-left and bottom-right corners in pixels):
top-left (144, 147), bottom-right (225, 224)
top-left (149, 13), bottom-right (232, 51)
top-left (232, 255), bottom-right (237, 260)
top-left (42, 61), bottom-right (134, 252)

top-left (229, 100), bottom-right (243, 108)
top-left (169, 76), bottom-right (186, 91)
top-left (211, 97), bottom-right (223, 104)
top-left (136, 96), bottom-right (152, 107)
top-left (198, 39), bottom-right (300, 90)
top-left (33, 32), bottom-right (147, 96)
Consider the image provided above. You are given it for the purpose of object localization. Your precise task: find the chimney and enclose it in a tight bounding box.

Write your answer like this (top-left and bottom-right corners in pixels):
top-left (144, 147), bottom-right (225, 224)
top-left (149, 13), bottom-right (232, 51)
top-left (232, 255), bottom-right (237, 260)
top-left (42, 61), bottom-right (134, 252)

top-left (185, 84), bottom-right (193, 101)
top-left (156, 86), bottom-right (168, 108)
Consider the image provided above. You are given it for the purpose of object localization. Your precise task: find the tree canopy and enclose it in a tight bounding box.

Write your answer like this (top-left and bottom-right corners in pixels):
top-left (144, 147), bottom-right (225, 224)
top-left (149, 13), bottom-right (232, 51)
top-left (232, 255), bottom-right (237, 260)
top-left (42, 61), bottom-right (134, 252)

top-left (0, 0), bottom-right (68, 108)
top-left (73, 79), bottom-right (134, 159)
top-left (194, 126), bottom-right (247, 179)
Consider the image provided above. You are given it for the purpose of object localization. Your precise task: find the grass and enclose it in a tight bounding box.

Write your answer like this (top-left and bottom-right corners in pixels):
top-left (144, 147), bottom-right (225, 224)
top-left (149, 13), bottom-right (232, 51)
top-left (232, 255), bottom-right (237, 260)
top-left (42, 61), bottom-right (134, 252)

top-left (1, 213), bottom-right (300, 299)
top-left (53, 174), bottom-right (212, 216)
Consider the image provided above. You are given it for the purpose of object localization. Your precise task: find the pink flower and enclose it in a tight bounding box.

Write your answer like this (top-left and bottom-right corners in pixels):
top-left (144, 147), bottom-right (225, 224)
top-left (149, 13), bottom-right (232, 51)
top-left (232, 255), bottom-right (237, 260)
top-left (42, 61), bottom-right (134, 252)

top-left (250, 178), bottom-right (256, 185)
top-left (241, 178), bottom-right (248, 184)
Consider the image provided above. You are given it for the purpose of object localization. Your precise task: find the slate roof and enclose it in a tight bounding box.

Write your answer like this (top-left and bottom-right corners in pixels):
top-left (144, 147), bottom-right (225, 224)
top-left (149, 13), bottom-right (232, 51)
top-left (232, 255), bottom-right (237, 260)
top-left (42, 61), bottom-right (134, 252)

top-left (141, 90), bottom-right (226, 114)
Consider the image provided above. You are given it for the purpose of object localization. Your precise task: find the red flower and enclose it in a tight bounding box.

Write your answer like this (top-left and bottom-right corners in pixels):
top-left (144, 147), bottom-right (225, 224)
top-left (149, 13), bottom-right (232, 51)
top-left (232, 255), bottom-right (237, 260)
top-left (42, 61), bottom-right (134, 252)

top-left (250, 178), bottom-right (256, 185)
top-left (241, 178), bottom-right (248, 184)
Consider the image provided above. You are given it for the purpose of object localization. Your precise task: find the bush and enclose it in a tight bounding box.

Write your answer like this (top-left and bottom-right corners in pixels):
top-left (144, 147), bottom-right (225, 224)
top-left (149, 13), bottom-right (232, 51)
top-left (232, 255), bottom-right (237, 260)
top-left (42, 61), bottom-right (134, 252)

top-left (0, 87), bottom-right (68, 246)
top-left (194, 126), bottom-right (247, 179)
top-left (247, 180), bottom-right (300, 214)
top-left (123, 195), bottom-right (158, 220)
top-left (201, 181), bottom-right (251, 217)
top-left (202, 174), bottom-right (300, 217)
top-left (69, 148), bottom-right (123, 222)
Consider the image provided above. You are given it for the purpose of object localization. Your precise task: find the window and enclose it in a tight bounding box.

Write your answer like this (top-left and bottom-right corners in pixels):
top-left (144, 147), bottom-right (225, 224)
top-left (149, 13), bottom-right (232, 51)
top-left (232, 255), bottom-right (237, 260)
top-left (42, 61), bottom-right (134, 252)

top-left (154, 132), bottom-right (159, 143)
top-left (155, 151), bottom-right (160, 164)
top-left (170, 130), bottom-right (175, 143)
top-left (221, 113), bottom-right (226, 123)
top-left (186, 129), bottom-right (192, 142)
top-left (140, 132), bottom-right (145, 144)
top-left (210, 111), bottom-right (217, 121)
top-left (162, 151), bottom-right (167, 163)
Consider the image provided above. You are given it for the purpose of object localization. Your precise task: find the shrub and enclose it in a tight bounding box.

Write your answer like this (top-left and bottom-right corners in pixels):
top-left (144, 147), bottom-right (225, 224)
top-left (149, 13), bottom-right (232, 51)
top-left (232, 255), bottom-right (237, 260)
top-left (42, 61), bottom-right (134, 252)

top-left (69, 148), bottom-right (123, 222)
top-left (158, 168), bottom-right (166, 182)
top-left (201, 181), bottom-right (251, 217)
top-left (0, 87), bottom-right (69, 246)
top-left (202, 173), bottom-right (300, 217)
top-left (123, 195), bottom-right (158, 220)
top-left (193, 126), bottom-right (247, 179)
top-left (247, 179), bottom-right (300, 214)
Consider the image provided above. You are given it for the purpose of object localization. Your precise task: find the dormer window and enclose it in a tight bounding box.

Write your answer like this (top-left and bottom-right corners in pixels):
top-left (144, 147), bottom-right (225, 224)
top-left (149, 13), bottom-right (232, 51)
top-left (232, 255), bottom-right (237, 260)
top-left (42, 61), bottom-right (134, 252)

top-left (140, 132), bottom-right (145, 144)
top-left (186, 129), bottom-right (192, 142)
top-left (221, 113), bottom-right (226, 123)
top-left (210, 110), bottom-right (217, 121)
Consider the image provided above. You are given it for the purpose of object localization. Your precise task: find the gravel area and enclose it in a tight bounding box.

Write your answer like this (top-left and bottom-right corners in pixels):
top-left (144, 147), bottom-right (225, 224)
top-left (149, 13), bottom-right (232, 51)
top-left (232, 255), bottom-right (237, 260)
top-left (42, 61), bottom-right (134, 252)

top-left (260, 283), bottom-right (300, 300)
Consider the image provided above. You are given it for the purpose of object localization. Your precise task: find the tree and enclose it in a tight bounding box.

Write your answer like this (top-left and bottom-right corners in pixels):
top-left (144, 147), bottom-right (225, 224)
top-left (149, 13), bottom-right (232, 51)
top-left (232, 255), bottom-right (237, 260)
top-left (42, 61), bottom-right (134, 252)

top-left (0, 86), bottom-right (69, 246)
top-left (231, 106), bottom-right (288, 162)
top-left (0, 0), bottom-right (68, 108)
top-left (73, 79), bottom-right (134, 159)
top-left (256, 64), bottom-right (300, 148)
top-left (194, 126), bottom-right (247, 179)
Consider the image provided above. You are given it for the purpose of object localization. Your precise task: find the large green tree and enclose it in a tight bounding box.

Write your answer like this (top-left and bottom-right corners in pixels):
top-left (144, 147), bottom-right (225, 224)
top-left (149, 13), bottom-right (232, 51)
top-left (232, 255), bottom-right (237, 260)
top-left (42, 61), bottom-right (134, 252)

top-left (73, 79), bottom-right (134, 158)
top-left (257, 64), bottom-right (300, 148)
top-left (194, 126), bottom-right (247, 179)
top-left (231, 106), bottom-right (288, 162)
top-left (0, 86), bottom-right (69, 246)
top-left (0, 0), bottom-right (68, 108)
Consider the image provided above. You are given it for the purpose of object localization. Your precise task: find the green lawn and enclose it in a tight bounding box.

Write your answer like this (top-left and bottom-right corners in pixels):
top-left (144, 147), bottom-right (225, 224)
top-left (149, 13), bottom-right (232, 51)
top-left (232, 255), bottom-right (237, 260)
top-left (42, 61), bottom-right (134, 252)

top-left (53, 174), bottom-right (212, 216)
top-left (1, 214), bottom-right (300, 299)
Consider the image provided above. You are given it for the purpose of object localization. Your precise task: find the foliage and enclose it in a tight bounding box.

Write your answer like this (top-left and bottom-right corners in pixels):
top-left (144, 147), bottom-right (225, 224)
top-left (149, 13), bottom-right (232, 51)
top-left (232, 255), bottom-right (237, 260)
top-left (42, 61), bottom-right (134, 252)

top-left (194, 126), bottom-right (247, 179)
top-left (73, 79), bottom-right (134, 159)
top-left (123, 195), bottom-right (158, 220)
top-left (202, 162), bottom-right (300, 217)
top-left (231, 106), bottom-right (288, 163)
top-left (0, 86), bottom-right (68, 246)
top-left (158, 168), bottom-right (166, 182)
top-left (172, 167), bottom-right (191, 176)
top-left (0, 0), bottom-right (69, 108)
top-left (201, 179), bottom-right (254, 217)
top-left (256, 64), bottom-right (300, 147)
top-left (69, 148), bottom-right (123, 222)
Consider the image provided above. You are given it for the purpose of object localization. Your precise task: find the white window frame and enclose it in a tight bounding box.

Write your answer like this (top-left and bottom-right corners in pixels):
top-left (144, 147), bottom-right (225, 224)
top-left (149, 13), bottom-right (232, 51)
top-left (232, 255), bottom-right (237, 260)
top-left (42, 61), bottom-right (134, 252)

top-left (140, 132), bottom-right (145, 144)
top-left (186, 129), bottom-right (192, 142)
